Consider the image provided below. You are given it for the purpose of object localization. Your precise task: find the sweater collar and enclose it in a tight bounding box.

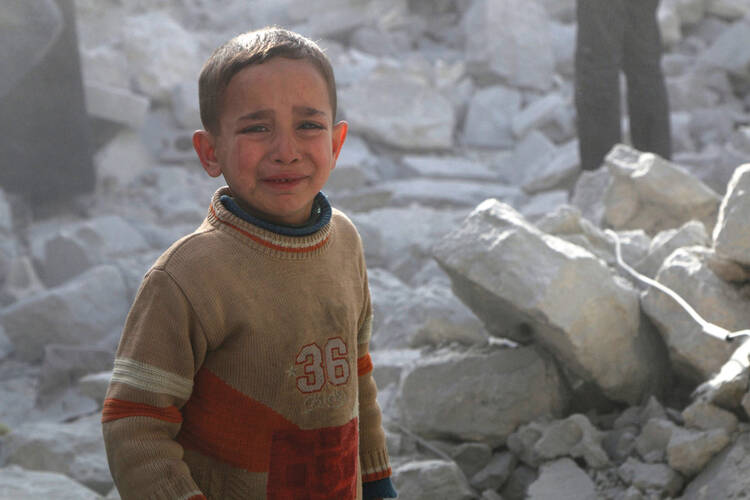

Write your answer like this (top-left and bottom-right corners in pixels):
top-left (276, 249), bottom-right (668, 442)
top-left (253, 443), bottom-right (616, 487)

top-left (219, 192), bottom-right (331, 237)
top-left (207, 187), bottom-right (333, 257)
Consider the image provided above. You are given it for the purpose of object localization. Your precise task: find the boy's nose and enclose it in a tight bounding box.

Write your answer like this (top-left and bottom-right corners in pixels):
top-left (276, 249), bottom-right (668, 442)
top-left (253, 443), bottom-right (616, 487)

top-left (270, 131), bottom-right (300, 164)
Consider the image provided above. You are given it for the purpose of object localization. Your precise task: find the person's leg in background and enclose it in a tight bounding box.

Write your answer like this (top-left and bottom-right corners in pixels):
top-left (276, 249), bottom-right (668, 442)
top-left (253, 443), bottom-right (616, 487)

top-left (623, 0), bottom-right (672, 160)
top-left (574, 0), bottom-right (626, 170)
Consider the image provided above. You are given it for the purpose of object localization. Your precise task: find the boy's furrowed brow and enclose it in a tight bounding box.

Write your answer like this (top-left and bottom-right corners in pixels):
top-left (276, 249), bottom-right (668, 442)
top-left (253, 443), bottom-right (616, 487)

top-left (294, 106), bottom-right (328, 118)
top-left (237, 109), bottom-right (274, 121)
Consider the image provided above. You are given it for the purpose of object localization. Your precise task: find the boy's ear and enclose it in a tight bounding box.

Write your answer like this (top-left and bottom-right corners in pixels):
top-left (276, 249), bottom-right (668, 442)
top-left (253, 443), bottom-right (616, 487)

top-left (193, 130), bottom-right (222, 177)
top-left (331, 120), bottom-right (348, 165)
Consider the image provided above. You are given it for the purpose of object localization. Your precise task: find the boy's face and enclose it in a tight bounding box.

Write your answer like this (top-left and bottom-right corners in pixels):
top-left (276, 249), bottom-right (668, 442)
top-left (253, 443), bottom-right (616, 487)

top-left (194, 57), bottom-right (347, 226)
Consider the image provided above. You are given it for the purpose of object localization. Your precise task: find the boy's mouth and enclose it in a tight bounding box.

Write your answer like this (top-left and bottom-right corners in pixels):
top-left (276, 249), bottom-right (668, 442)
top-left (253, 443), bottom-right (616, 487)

top-left (262, 174), bottom-right (307, 188)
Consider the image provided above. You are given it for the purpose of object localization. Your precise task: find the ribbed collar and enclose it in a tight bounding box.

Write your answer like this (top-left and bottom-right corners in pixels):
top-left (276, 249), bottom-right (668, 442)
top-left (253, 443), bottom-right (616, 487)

top-left (219, 192), bottom-right (331, 236)
top-left (207, 187), bottom-right (333, 259)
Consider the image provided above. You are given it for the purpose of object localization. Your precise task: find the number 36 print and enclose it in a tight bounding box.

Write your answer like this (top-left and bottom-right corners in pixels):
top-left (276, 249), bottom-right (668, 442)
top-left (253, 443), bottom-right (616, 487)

top-left (294, 337), bottom-right (350, 393)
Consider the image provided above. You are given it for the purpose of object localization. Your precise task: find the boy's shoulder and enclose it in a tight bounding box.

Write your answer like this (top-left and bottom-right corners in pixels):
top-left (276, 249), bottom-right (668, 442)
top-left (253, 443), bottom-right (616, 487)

top-left (149, 220), bottom-right (219, 273)
top-left (331, 206), bottom-right (363, 245)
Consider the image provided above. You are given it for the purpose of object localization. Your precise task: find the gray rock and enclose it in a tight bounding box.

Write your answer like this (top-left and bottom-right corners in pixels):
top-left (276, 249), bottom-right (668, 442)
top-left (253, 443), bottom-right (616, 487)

top-left (667, 426), bottom-right (730, 476)
top-left (518, 190), bottom-right (569, 220)
top-left (682, 400), bottom-right (739, 434)
top-left (30, 214), bottom-right (151, 287)
top-left (603, 144), bottom-right (721, 235)
top-left (392, 459), bottom-right (475, 500)
top-left (169, 80), bottom-right (201, 130)
top-left (368, 268), bottom-right (488, 349)
top-left (121, 12), bottom-right (203, 101)
top-left (462, 85), bottom-right (522, 149)
top-left (0, 414), bottom-right (112, 494)
top-left (470, 451), bottom-right (516, 491)
top-left (692, 337), bottom-right (750, 410)
top-left (77, 371), bottom-right (112, 407)
top-left (705, 0), bottom-right (750, 20)
top-left (36, 344), bottom-right (113, 407)
top-left (526, 458), bottom-right (597, 500)
top-left (634, 220), bottom-right (709, 278)
top-left (522, 139), bottom-right (580, 195)
top-left (339, 70), bottom-right (455, 150)
top-left (433, 199), bottom-right (668, 404)
top-left (450, 442), bottom-right (493, 479)
top-left (94, 130), bottom-right (154, 192)
top-left (635, 418), bottom-right (679, 463)
top-left (401, 154), bottom-right (499, 181)
top-left (505, 130), bottom-right (557, 186)
top-left (512, 93), bottom-right (569, 139)
top-left (351, 205), bottom-right (467, 281)
top-left (699, 18), bottom-right (750, 73)
top-left (500, 464), bottom-right (538, 500)
top-left (507, 414), bottom-right (609, 469)
top-left (641, 247), bottom-right (744, 382)
top-left (0, 265), bottom-right (130, 362)
top-left (713, 164), bottom-right (750, 266)
top-left (1, 256), bottom-right (46, 304)
top-left (680, 431), bottom-right (750, 499)
top-left (463, 0), bottom-right (555, 90)
top-left (0, 465), bottom-right (102, 500)
top-left (398, 346), bottom-right (567, 446)
top-left (84, 81), bottom-right (149, 129)
top-left (571, 165), bottom-right (612, 226)
top-left (380, 178), bottom-right (521, 209)
top-left (617, 457), bottom-right (684, 497)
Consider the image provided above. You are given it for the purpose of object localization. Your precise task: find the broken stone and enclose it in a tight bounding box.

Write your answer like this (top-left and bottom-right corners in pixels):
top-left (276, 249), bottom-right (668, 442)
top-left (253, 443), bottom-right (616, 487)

top-left (462, 85), bottom-right (522, 149)
top-left (0, 265), bottom-right (130, 362)
top-left (433, 199), bottom-right (668, 404)
top-left (603, 144), bottom-right (721, 235)
top-left (680, 430), bottom-right (750, 499)
top-left (641, 247), bottom-right (745, 382)
top-left (617, 457), bottom-right (684, 497)
top-left (398, 345), bottom-right (567, 446)
top-left (636, 418), bottom-right (679, 463)
top-left (0, 465), bottom-right (102, 500)
top-left (84, 81), bottom-right (149, 130)
top-left (470, 450), bottom-right (516, 491)
top-left (667, 426), bottom-right (730, 476)
top-left (463, 0), bottom-right (555, 91)
top-left (0, 413), bottom-right (112, 494)
top-left (526, 458), bottom-right (597, 500)
top-left (634, 220), bottom-right (709, 278)
top-left (339, 70), bottom-right (455, 150)
top-left (392, 459), bottom-right (475, 500)
top-left (713, 164), bottom-right (750, 266)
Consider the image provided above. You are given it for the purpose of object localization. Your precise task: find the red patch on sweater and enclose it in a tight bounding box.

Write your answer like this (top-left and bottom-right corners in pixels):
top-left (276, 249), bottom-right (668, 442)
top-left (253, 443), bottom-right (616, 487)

top-left (266, 418), bottom-right (358, 499)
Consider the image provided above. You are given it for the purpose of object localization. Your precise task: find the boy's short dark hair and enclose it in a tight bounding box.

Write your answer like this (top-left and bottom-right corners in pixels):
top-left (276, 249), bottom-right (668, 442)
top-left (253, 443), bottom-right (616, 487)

top-left (198, 26), bottom-right (338, 135)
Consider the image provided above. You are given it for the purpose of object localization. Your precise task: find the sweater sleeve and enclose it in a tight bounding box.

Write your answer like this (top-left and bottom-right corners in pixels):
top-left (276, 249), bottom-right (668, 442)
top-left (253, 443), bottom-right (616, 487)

top-left (102, 268), bottom-right (209, 500)
top-left (356, 271), bottom-right (395, 496)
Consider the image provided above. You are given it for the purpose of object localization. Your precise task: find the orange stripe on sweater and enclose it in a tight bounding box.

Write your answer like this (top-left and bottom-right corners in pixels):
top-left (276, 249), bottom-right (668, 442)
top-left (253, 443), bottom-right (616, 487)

top-left (176, 368), bottom-right (297, 472)
top-left (101, 398), bottom-right (182, 424)
top-left (363, 467), bottom-right (392, 483)
top-left (210, 205), bottom-right (329, 253)
top-left (357, 354), bottom-right (373, 376)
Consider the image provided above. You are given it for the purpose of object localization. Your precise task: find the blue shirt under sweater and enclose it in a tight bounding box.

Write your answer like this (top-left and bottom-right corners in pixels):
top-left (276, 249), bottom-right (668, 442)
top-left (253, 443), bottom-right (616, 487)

top-left (220, 192), bottom-right (398, 500)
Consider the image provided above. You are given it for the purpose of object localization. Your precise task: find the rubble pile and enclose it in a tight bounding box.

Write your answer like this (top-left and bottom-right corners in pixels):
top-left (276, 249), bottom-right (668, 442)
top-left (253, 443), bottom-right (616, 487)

top-left (2, 0), bottom-right (750, 498)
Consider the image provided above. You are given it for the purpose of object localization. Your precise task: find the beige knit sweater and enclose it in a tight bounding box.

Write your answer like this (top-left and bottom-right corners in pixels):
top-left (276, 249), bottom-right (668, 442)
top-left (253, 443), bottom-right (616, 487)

top-left (102, 187), bottom-right (391, 499)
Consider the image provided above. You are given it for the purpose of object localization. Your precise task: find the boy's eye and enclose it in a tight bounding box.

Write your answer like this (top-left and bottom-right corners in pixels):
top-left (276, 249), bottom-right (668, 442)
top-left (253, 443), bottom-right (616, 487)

top-left (240, 124), bottom-right (268, 133)
top-left (299, 121), bottom-right (324, 130)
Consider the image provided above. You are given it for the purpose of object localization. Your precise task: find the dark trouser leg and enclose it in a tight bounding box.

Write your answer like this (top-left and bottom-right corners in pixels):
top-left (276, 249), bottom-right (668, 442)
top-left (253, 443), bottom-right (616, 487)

top-left (575, 0), bottom-right (626, 170)
top-left (623, 0), bottom-right (672, 160)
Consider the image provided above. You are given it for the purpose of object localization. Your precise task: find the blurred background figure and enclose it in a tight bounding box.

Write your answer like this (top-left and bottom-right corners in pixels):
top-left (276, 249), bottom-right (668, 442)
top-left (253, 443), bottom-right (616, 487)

top-left (575, 0), bottom-right (672, 170)
top-left (0, 0), bottom-right (95, 216)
